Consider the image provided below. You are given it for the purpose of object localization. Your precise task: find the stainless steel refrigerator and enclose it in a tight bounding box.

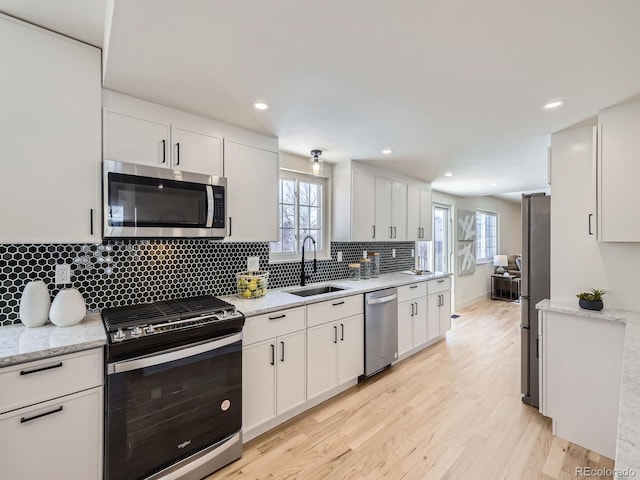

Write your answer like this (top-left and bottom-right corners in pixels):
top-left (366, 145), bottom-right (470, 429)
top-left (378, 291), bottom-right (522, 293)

top-left (521, 193), bottom-right (550, 408)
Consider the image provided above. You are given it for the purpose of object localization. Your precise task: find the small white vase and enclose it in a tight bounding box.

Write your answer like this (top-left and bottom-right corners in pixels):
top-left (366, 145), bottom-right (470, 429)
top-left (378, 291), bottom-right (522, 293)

top-left (19, 281), bottom-right (51, 328)
top-left (50, 288), bottom-right (86, 327)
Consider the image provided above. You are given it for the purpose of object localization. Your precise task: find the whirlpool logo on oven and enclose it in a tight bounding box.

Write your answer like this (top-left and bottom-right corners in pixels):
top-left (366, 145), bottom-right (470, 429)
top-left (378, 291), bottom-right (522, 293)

top-left (177, 440), bottom-right (191, 449)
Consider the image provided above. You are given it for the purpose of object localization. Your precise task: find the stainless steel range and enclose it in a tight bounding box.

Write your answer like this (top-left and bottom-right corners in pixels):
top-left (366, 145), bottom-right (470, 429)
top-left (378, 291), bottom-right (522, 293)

top-left (102, 295), bottom-right (245, 480)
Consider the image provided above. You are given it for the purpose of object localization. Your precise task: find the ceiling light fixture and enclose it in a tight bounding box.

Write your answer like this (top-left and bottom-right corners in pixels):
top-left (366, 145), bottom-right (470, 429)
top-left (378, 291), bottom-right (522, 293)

top-left (381, 148), bottom-right (393, 155)
top-left (310, 149), bottom-right (323, 176)
top-left (254, 102), bottom-right (270, 110)
top-left (543, 99), bottom-right (565, 110)
top-left (444, 172), bottom-right (453, 177)
top-left (490, 183), bottom-right (497, 187)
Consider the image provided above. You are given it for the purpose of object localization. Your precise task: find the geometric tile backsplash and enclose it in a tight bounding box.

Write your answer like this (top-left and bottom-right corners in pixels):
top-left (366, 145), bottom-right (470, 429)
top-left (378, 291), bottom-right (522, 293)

top-left (0, 240), bottom-right (416, 326)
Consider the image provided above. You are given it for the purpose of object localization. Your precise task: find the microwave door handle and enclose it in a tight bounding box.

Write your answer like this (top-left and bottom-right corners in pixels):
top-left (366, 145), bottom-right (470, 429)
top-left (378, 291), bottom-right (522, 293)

top-left (206, 185), bottom-right (214, 227)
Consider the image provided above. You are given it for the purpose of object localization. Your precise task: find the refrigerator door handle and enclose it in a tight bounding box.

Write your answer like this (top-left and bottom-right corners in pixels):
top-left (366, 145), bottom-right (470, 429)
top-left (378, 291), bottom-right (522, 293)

top-left (521, 327), bottom-right (530, 396)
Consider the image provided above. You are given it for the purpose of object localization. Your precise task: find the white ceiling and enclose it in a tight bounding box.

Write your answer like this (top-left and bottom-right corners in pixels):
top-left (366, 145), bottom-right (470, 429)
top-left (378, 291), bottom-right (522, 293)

top-left (3, 0), bottom-right (640, 197)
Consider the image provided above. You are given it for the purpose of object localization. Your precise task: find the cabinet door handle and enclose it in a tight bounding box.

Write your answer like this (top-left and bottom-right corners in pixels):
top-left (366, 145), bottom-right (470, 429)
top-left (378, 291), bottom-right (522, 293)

top-left (280, 341), bottom-right (285, 362)
top-left (393, 226), bottom-right (396, 238)
top-left (270, 344), bottom-right (275, 366)
top-left (372, 225), bottom-right (376, 239)
top-left (228, 217), bottom-right (232, 237)
top-left (161, 139), bottom-right (166, 163)
top-left (176, 142), bottom-right (180, 166)
top-left (415, 302), bottom-right (418, 315)
top-left (89, 209), bottom-right (94, 235)
top-left (389, 226), bottom-right (393, 238)
top-left (410, 302), bottom-right (414, 316)
top-left (421, 227), bottom-right (424, 238)
top-left (20, 362), bottom-right (63, 376)
top-left (20, 406), bottom-right (63, 424)
top-left (340, 323), bottom-right (345, 341)
top-left (332, 301), bottom-right (345, 306)
top-left (333, 325), bottom-right (338, 343)
top-left (268, 314), bottom-right (286, 320)
top-left (588, 214), bottom-right (593, 235)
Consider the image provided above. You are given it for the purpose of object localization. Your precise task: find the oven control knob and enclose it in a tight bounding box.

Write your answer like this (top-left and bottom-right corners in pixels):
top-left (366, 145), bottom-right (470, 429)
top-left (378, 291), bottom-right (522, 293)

top-left (145, 325), bottom-right (155, 334)
top-left (114, 329), bottom-right (125, 341)
top-left (130, 326), bottom-right (143, 337)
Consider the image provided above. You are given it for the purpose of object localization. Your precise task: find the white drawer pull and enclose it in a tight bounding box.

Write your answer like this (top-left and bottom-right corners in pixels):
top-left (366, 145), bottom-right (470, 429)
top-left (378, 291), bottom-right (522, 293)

top-left (20, 362), bottom-right (63, 376)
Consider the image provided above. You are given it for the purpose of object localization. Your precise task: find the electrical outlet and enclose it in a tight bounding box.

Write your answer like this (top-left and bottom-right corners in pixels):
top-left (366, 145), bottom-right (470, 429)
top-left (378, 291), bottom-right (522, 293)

top-left (411, 249), bottom-right (415, 257)
top-left (392, 248), bottom-right (396, 258)
top-left (55, 264), bottom-right (71, 285)
top-left (247, 256), bottom-right (260, 272)
top-left (363, 250), bottom-right (367, 258)
top-left (337, 251), bottom-right (343, 262)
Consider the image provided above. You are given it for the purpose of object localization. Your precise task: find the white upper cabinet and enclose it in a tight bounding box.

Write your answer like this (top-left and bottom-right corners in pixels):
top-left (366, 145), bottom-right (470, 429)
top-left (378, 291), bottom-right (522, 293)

top-left (375, 177), bottom-right (393, 240)
top-left (103, 111), bottom-right (222, 176)
top-left (407, 185), bottom-right (433, 241)
top-left (0, 15), bottom-right (101, 243)
top-left (391, 181), bottom-right (408, 241)
top-left (224, 140), bottom-right (278, 242)
top-left (171, 126), bottom-right (222, 176)
top-left (333, 160), bottom-right (430, 242)
top-left (597, 100), bottom-right (640, 242)
top-left (352, 172), bottom-right (376, 241)
top-left (104, 111), bottom-right (170, 168)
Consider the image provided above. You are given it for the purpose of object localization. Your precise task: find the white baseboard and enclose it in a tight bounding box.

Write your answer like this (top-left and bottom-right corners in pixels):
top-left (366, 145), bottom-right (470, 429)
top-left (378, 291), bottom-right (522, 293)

top-left (394, 334), bottom-right (446, 363)
top-left (455, 291), bottom-right (491, 310)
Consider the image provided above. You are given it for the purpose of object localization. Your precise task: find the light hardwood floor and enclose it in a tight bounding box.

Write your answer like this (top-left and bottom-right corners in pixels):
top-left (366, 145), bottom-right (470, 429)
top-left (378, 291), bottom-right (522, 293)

top-left (210, 299), bottom-right (614, 480)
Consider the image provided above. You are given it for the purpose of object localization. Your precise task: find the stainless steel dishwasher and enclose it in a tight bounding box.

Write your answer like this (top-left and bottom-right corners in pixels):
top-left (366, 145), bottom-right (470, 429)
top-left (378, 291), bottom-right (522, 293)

top-left (364, 287), bottom-right (398, 377)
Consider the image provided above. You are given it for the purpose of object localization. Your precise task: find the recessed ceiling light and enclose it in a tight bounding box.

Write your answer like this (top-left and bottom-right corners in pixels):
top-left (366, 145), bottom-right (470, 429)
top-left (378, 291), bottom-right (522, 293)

top-left (381, 148), bottom-right (393, 155)
top-left (254, 102), bottom-right (270, 110)
top-left (444, 172), bottom-right (453, 177)
top-left (490, 183), bottom-right (497, 187)
top-left (543, 99), bottom-right (565, 110)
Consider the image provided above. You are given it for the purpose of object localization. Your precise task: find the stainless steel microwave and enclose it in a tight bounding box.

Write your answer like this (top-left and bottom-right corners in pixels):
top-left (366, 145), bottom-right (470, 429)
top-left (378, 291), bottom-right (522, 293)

top-left (103, 160), bottom-right (226, 239)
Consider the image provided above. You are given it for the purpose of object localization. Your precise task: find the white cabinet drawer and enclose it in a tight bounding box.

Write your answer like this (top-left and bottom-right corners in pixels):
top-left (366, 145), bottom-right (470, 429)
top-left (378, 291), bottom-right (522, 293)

top-left (0, 386), bottom-right (103, 480)
top-left (243, 307), bottom-right (306, 345)
top-left (307, 295), bottom-right (363, 328)
top-left (0, 348), bottom-right (103, 414)
top-left (398, 282), bottom-right (427, 303)
top-left (429, 277), bottom-right (451, 294)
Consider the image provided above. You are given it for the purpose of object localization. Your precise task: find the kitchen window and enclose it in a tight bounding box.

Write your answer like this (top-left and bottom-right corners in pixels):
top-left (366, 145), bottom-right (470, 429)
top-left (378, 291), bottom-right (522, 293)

top-left (270, 171), bottom-right (327, 260)
top-left (476, 210), bottom-right (498, 263)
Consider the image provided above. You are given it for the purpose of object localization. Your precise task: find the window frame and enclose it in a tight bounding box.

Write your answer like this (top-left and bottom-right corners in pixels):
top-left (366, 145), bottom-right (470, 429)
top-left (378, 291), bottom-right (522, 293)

top-left (269, 170), bottom-right (330, 262)
top-left (475, 209), bottom-right (499, 264)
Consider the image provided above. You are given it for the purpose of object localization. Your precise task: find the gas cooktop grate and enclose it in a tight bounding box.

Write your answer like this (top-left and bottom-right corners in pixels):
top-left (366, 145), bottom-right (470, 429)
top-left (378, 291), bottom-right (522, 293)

top-left (102, 295), bottom-right (235, 331)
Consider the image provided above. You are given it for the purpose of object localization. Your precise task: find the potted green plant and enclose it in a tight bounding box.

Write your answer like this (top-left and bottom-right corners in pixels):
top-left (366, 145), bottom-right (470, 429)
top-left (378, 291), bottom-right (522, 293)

top-left (576, 288), bottom-right (608, 311)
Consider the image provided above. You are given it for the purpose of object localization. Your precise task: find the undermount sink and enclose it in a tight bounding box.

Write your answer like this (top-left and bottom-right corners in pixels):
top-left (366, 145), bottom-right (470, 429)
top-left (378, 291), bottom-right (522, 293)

top-left (286, 285), bottom-right (348, 297)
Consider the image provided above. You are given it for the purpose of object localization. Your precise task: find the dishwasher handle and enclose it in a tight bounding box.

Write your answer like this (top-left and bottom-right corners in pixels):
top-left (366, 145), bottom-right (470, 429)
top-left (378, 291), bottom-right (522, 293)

top-left (366, 293), bottom-right (397, 305)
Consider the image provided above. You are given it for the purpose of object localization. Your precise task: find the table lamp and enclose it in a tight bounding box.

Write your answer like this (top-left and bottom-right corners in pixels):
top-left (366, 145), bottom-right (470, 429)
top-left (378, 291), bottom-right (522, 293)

top-left (493, 254), bottom-right (508, 274)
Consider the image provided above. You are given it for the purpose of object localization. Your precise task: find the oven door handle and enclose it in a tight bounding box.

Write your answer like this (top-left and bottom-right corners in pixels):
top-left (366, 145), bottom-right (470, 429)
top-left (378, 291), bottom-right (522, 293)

top-left (107, 332), bottom-right (242, 375)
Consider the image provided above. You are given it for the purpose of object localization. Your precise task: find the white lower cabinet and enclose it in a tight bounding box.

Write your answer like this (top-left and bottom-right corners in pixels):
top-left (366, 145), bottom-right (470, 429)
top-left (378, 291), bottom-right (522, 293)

top-left (398, 297), bottom-right (428, 357)
top-left (0, 348), bottom-right (103, 480)
top-left (242, 307), bottom-right (306, 433)
top-left (427, 290), bottom-right (451, 338)
top-left (0, 387), bottom-right (102, 480)
top-left (539, 310), bottom-right (624, 458)
top-left (427, 277), bottom-right (452, 337)
top-left (307, 314), bottom-right (364, 400)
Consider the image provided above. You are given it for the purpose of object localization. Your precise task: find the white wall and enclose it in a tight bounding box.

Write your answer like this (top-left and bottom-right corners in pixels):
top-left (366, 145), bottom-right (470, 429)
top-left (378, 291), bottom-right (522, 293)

top-left (432, 191), bottom-right (522, 310)
top-left (550, 121), bottom-right (640, 311)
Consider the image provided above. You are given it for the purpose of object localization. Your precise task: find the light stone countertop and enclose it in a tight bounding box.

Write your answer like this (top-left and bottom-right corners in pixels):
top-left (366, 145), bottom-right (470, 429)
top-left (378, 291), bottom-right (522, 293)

top-left (536, 299), bottom-right (640, 477)
top-left (221, 271), bottom-right (452, 318)
top-left (0, 314), bottom-right (107, 368)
